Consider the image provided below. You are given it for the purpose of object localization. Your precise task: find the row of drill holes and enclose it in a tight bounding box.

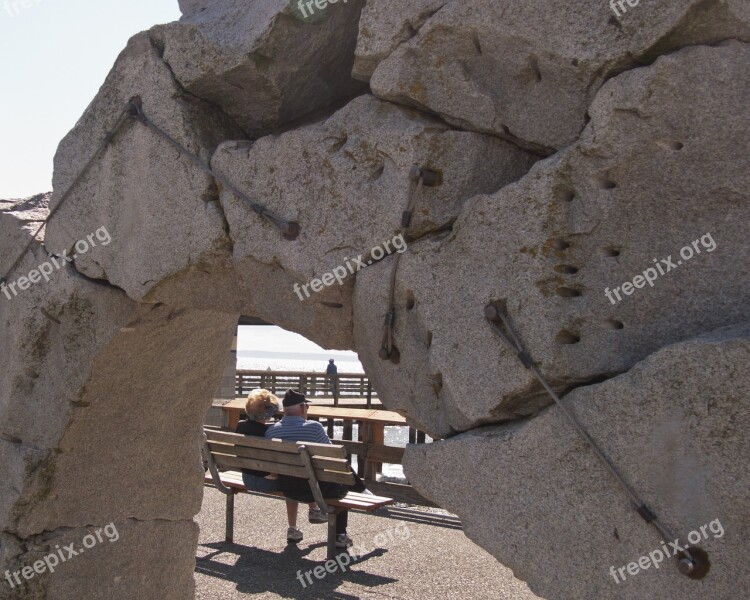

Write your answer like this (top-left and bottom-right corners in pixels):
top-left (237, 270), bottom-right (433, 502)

top-left (554, 242), bottom-right (621, 295)
top-left (553, 177), bottom-right (625, 342)
top-left (557, 320), bottom-right (624, 344)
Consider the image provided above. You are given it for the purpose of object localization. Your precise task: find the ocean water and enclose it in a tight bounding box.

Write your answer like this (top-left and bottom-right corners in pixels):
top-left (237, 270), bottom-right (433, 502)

top-left (237, 355), bottom-right (364, 374)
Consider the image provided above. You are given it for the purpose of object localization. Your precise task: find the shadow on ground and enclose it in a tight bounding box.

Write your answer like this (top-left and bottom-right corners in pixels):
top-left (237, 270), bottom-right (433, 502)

top-left (197, 541), bottom-right (396, 599)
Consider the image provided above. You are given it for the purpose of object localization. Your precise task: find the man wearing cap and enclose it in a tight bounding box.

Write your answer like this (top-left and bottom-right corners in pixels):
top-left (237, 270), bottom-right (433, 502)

top-left (265, 389), bottom-right (353, 548)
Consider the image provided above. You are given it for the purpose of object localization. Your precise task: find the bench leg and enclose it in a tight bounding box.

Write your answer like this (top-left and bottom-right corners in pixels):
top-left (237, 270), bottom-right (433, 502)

top-left (327, 511), bottom-right (337, 560)
top-left (226, 492), bottom-right (235, 544)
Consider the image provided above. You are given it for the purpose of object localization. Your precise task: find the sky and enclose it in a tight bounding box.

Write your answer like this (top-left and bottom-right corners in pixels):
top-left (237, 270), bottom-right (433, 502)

top-left (0, 0), bottom-right (181, 199)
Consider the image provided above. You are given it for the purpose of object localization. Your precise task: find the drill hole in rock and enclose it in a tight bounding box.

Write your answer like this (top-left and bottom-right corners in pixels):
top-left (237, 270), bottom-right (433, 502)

top-left (552, 239), bottom-right (570, 251)
top-left (557, 330), bottom-right (581, 344)
top-left (379, 345), bottom-right (401, 365)
top-left (608, 319), bottom-right (625, 330)
top-left (431, 372), bottom-right (443, 395)
top-left (555, 188), bottom-right (576, 203)
top-left (406, 290), bottom-right (416, 310)
top-left (602, 247), bottom-right (621, 257)
top-left (554, 265), bottom-right (579, 275)
top-left (657, 140), bottom-right (684, 151)
top-left (556, 287), bottom-right (583, 298)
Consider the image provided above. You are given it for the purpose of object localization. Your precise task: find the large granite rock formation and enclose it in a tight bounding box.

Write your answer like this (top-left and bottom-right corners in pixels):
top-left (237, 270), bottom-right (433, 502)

top-left (0, 197), bottom-right (237, 599)
top-left (404, 323), bottom-right (750, 600)
top-left (357, 0), bottom-right (750, 151)
top-left (212, 93), bottom-right (537, 285)
top-left (355, 41), bottom-right (750, 437)
top-left (2, 0), bottom-right (749, 598)
top-left (159, 0), bottom-right (368, 136)
top-left (44, 30), bottom-right (243, 301)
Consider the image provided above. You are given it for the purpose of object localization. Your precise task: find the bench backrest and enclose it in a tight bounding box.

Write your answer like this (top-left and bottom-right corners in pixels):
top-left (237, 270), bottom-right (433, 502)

top-left (204, 429), bottom-right (355, 486)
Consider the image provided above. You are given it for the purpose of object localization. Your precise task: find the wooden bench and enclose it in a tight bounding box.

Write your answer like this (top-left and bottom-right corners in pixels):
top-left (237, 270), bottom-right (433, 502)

top-left (202, 429), bottom-right (394, 558)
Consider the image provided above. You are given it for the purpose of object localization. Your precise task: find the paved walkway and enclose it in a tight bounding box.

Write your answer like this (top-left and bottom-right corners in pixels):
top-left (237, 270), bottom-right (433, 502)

top-left (195, 486), bottom-right (543, 600)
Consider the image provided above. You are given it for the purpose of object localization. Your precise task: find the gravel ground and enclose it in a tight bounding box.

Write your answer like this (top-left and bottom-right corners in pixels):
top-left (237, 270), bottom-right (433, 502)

top-left (195, 486), bottom-right (543, 600)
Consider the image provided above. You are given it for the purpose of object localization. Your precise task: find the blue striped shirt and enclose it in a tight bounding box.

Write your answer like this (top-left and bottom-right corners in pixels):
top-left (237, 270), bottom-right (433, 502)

top-left (265, 416), bottom-right (331, 445)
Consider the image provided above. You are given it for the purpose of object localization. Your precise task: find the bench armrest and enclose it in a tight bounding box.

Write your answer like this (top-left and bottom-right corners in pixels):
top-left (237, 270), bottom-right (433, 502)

top-left (298, 445), bottom-right (332, 514)
top-left (202, 432), bottom-right (235, 496)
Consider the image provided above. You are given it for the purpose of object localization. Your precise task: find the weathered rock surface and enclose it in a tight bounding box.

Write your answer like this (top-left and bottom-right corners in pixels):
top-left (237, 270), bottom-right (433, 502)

top-left (177, 0), bottom-right (209, 16)
top-left (45, 31), bottom-right (243, 301)
top-left (404, 322), bottom-right (750, 600)
top-left (1, 519), bottom-right (198, 600)
top-left (0, 197), bottom-right (235, 597)
top-left (353, 0), bottom-right (448, 81)
top-left (0, 197), bottom-right (135, 528)
top-left (354, 42), bottom-right (750, 437)
top-left (156, 0), bottom-right (367, 136)
top-left (212, 94), bottom-right (537, 282)
top-left (4, 0), bottom-right (750, 598)
top-left (360, 0), bottom-right (750, 151)
top-left (13, 304), bottom-right (237, 537)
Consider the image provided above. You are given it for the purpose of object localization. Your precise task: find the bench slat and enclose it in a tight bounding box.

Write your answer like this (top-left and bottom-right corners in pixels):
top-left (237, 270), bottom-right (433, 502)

top-left (328, 496), bottom-right (394, 510)
top-left (342, 491), bottom-right (394, 504)
top-left (212, 455), bottom-right (355, 486)
top-left (205, 471), bottom-right (393, 511)
top-left (207, 430), bottom-right (346, 458)
top-left (208, 442), bottom-right (351, 473)
top-left (213, 455), bottom-right (308, 478)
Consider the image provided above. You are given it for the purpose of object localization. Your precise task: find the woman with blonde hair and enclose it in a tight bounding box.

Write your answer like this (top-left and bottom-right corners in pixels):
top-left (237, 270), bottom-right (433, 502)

top-left (235, 389), bottom-right (283, 493)
top-left (235, 389), bottom-right (325, 543)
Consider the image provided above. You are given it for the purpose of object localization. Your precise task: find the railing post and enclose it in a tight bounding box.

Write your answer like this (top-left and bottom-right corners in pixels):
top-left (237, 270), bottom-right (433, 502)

top-left (366, 380), bottom-right (372, 408)
top-left (356, 420), bottom-right (365, 478)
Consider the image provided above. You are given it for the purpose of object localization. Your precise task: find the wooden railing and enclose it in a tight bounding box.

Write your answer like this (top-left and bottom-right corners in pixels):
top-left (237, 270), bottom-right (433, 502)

top-left (236, 370), bottom-right (377, 406)
top-left (231, 370), bottom-right (434, 504)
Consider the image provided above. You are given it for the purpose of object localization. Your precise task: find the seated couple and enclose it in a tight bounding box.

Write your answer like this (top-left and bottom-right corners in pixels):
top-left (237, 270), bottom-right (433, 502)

top-left (236, 388), bottom-right (367, 548)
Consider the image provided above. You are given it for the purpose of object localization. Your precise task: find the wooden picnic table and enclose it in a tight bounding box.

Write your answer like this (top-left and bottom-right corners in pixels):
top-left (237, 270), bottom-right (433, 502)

top-left (221, 400), bottom-right (408, 480)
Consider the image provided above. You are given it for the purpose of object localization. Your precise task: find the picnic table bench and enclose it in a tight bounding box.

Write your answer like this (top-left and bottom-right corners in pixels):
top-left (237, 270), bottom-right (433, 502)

top-left (202, 429), bottom-right (395, 558)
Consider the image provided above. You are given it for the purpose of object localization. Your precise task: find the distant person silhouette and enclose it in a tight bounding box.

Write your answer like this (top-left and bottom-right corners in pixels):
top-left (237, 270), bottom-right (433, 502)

top-left (326, 359), bottom-right (338, 398)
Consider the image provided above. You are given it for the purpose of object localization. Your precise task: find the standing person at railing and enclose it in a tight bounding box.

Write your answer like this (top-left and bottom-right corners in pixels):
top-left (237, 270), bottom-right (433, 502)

top-left (326, 359), bottom-right (338, 399)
